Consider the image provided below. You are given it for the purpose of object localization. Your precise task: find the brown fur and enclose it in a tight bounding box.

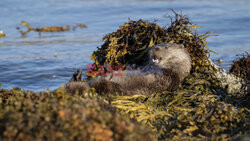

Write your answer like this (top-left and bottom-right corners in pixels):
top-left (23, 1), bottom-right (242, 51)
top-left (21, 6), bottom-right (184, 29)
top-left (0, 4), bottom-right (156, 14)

top-left (65, 82), bottom-right (90, 95)
top-left (66, 43), bottom-right (191, 95)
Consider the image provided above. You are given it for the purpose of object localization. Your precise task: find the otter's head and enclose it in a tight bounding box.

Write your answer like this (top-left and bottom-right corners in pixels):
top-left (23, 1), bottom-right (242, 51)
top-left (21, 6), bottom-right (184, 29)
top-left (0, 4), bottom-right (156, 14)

top-left (149, 42), bottom-right (192, 81)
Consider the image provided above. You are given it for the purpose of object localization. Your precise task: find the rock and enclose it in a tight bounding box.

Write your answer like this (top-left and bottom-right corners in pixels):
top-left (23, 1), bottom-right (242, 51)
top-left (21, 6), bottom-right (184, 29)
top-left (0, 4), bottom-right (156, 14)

top-left (209, 59), bottom-right (247, 98)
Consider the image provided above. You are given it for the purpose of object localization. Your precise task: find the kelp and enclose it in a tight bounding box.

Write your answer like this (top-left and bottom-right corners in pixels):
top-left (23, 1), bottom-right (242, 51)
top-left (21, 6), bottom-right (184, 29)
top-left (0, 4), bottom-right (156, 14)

top-left (16, 21), bottom-right (87, 36)
top-left (1, 11), bottom-right (249, 140)
top-left (111, 72), bottom-right (250, 140)
top-left (0, 87), bottom-right (156, 141)
top-left (91, 19), bottom-right (166, 66)
top-left (112, 93), bottom-right (249, 140)
top-left (88, 11), bottom-right (249, 140)
top-left (0, 30), bottom-right (5, 38)
top-left (230, 52), bottom-right (249, 81)
top-left (89, 12), bottom-right (215, 78)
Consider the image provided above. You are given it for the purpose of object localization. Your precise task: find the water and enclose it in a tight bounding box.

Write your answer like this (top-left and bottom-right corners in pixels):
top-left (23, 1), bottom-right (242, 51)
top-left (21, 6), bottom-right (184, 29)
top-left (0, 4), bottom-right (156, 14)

top-left (0, 0), bottom-right (249, 91)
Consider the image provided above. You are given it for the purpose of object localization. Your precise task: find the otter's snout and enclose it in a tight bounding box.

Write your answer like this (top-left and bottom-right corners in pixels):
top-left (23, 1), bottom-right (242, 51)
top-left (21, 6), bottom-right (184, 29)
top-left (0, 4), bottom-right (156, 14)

top-left (152, 55), bottom-right (162, 64)
top-left (150, 45), bottom-right (165, 65)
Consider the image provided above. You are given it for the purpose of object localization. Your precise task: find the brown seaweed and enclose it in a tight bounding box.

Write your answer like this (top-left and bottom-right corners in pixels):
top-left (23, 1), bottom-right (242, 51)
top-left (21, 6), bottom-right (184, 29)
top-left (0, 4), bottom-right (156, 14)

top-left (0, 30), bottom-right (5, 38)
top-left (0, 87), bottom-right (156, 141)
top-left (111, 72), bottom-right (250, 140)
top-left (16, 21), bottom-right (87, 36)
top-left (1, 11), bottom-right (249, 141)
top-left (89, 12), bottom-right (215, 78)
top-left (88, 11), bottom-right (249, 140)
top-left (230, 52), bottom-right (249, 81)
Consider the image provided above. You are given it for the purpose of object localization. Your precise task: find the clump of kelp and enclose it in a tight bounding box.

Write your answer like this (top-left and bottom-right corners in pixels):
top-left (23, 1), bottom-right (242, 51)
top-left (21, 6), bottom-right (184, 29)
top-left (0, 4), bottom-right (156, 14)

top-left (89, 12), bottom-right (249, 140)
top-left (90, 11), bottom-right (215, 78)
top-left (0, 86), bottom-right (155, 141)
top-left (111, 74), bottom-right (249, 140)
top-left (16, 21), bottom-right (87, 36)
top-left (230, 52), bottom-right (249, 81)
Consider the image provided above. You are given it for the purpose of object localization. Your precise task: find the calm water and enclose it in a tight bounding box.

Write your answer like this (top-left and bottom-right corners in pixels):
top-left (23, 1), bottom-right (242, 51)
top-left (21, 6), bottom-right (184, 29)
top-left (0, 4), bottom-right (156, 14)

top-left (0, 0), bottom-right (250, 91)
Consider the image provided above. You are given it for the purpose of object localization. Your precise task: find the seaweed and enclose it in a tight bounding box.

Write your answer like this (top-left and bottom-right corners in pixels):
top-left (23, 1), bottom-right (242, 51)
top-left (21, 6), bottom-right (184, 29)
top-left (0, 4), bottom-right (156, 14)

top-left (0, 87), bottom-right (156, 141)
top-left (16, 21), bottom-right (87, 36)
top-left (89, 12), bottom-right (215, 78)
top-left (230, 52), bottom-right (249, 81)
top-left (91, 19), bottom-right (166, 67)
top-left (0, 30), bottom-right (5, 38)
top-left (1, 11), bottom-right (249, 140)
top-left (88, 11), bottom-right (249, 140)
top-left (111, 72), bottom-right (250, 140)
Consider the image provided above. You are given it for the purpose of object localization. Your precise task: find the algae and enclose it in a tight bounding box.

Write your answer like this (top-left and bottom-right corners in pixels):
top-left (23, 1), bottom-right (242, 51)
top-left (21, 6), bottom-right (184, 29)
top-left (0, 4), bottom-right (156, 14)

top-left (89, 11), bottom-right (249, 140)
top-left (111, 72), bottom-right (249, 140)
top-left (89, 12), bottom-right (215, 78)
top-left (0, 30), bottom-right (5, 38)
top-left (1, 11), bottom-right (249, 141)
top-left (230, 53), bottom-right (249, 81)
top-left (0, 87), bottom-right (155, 141)
top-left (16, 21), bottom-right (87, 36)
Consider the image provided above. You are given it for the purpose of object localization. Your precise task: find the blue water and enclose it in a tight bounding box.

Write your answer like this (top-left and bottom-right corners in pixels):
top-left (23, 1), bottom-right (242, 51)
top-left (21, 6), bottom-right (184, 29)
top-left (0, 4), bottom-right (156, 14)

top-left (0, 0), bottom-right (250, 91)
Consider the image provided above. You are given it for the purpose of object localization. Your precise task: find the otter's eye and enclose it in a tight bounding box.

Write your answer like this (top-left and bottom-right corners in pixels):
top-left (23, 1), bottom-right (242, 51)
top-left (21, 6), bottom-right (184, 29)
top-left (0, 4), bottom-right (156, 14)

top-left (155, 48), bottom-right (160, 51)
top-left (153, 55), bottom-right (158, 60)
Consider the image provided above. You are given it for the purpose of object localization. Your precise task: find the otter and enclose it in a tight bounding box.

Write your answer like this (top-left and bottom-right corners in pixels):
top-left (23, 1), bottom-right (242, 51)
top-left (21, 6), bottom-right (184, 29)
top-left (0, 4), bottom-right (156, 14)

top-left (66, 43), bottom-right (192, 95)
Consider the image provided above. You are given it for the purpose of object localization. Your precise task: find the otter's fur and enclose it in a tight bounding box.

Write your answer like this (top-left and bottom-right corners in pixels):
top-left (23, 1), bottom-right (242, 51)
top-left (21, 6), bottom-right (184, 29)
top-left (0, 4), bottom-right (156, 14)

top-left (66, 43), bottom-right (191, 95)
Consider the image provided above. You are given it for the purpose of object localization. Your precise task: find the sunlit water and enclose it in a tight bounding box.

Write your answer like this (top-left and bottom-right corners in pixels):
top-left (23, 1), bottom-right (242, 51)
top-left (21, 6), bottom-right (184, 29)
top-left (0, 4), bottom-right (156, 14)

top-left (0, 0), bottom-right (249, 91)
